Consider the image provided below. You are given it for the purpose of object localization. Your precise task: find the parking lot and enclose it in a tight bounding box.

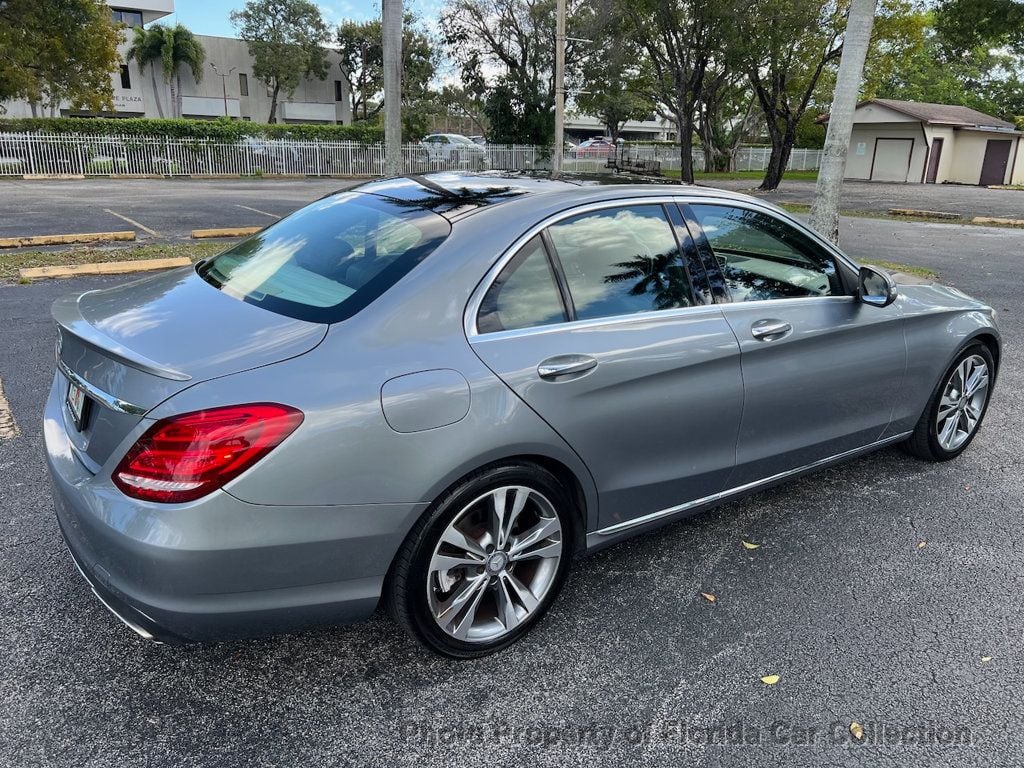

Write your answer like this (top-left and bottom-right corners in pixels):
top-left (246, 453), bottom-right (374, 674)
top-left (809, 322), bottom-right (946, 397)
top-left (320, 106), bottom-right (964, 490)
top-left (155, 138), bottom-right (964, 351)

top-left (1, 205), bottom-right (1023, 765)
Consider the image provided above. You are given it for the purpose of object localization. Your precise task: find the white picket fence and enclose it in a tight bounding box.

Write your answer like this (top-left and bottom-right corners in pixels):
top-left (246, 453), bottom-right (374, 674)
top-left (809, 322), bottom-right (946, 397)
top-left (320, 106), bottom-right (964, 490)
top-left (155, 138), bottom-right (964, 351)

top-left (0, 133), bottom-right (822, 177)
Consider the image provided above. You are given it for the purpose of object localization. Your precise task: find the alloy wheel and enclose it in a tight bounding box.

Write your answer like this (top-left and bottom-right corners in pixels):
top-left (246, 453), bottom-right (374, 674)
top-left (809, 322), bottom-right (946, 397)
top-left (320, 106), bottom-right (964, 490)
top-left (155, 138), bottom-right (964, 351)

top-left (935, 354), bottom-right (989, 451)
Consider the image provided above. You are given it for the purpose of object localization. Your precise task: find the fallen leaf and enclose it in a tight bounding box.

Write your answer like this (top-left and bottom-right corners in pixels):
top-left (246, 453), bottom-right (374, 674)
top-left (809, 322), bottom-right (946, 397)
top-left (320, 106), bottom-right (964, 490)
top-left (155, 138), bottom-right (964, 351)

top-left (917, 541), bottom-right (927, 549)
top-left (742, 540), bottom-right (761, 550)
top-left (981, 656), bottom-right (992, 663)
top-left (850, 722), bottom-right (864, 740)
top-left (760, 674), bottom-right (780, 685)
top-left (700, 592), bottom-right (717, 603)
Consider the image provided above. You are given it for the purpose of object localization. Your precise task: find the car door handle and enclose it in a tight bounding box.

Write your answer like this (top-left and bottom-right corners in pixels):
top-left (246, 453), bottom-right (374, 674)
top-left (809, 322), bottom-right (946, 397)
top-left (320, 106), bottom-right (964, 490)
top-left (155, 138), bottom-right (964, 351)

top-left (750, 319), bottom-right (792, 341)
top-left (537, 355), bottom-right (598, 380)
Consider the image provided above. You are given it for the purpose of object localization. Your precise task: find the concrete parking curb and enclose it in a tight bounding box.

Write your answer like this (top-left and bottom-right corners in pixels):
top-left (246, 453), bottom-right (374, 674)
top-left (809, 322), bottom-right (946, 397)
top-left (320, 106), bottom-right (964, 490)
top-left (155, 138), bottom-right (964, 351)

top-left (972, 216), bottom-right (1024, 227)
top-left (18, 256), bottom-right (191, 282)
top-left (0, 231), bottom-right (136, 249)
top-left (889, 208), bottom-right (962, 220)
top-left (191, 226), bottom-right (262, 239)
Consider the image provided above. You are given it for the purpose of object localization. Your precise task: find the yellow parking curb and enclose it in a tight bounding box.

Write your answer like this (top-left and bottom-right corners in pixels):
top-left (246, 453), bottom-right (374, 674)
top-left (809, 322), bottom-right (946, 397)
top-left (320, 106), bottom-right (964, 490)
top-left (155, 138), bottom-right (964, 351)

top-left (191, 226), bottom-right (262, 239)
top-left (18, 256), bottom-right (191, 281)
top-left (972, 216), bottom-right (1024, 228)
top-left (0, 231), bottom-right (135, 249)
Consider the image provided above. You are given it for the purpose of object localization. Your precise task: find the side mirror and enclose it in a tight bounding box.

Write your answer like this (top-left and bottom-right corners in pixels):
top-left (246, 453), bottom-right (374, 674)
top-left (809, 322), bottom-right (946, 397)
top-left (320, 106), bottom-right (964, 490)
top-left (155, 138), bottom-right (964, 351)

top-left (858, 265), bottom-right (897, 308)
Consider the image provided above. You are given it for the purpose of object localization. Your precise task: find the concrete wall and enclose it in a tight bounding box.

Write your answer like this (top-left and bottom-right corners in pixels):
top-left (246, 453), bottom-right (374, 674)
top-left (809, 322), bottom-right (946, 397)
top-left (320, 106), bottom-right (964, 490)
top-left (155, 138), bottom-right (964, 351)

top-left (1013, 138), bottom-right (1024, 185)
top-left (923, 125), bottom-right (956, 183)
top-left (948, 130), bottom-right (1020, 185)
top-left (845, 123), bottom-right (927, 182)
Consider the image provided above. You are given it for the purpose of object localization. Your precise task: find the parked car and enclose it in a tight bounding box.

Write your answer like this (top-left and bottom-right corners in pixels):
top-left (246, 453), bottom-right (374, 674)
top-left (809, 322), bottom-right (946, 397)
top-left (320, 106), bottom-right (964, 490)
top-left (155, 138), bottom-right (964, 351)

top-left (571, 138), bottom-right (616, 158)
top-left (468, 135), bottom-right (487, 146)
top-left (46, 174), bottom-right (999, 657)
top-left (239, 136), bottom-right (305, 174)
top-left (420, 133), bottom-right (489, 168)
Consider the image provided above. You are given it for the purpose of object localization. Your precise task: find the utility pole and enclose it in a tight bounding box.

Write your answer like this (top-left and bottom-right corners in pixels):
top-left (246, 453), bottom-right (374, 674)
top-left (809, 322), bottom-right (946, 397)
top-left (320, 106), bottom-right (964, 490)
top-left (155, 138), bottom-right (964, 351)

top-left (552, 0), bottom-right (566, 178)
top-left (382, 0), bottom-right (403, 177)
top-left (209, 63), bottom-right (236, 118)
top-left (809, 0), bottom-right (877, 244)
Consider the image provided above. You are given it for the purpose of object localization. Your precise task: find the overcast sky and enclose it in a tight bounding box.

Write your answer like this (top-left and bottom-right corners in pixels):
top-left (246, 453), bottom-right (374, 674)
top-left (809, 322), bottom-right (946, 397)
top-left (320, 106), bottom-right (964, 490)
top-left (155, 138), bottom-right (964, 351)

top-left (167, 0), bottom-right (444, 37)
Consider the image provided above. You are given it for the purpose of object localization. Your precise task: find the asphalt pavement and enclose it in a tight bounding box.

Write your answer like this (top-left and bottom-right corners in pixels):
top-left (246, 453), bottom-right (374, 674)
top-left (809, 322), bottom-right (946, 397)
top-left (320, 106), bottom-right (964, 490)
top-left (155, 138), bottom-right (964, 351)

top-left (1, 215), bottom-right (1023, 766)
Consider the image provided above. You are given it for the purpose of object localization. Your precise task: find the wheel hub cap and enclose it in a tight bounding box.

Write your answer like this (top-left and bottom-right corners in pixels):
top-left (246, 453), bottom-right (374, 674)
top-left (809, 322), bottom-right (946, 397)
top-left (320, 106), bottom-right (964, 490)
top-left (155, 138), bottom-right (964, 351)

top-left (485, 551), bottom-right (509, 575)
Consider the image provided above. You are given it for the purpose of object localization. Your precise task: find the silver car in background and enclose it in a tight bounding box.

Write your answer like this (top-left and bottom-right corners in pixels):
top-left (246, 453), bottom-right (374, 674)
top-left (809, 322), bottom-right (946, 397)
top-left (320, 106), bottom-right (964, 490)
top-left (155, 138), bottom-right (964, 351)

top-left (45, 173), bottom-right (999, 657)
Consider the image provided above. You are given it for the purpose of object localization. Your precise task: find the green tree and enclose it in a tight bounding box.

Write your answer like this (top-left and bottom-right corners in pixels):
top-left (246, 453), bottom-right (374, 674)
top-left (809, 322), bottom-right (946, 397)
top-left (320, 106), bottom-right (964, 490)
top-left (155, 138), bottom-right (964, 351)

top-left (934, 0), bottom-right (1024, 55)
top-left (0, 0), bottom-right (121, 115)
top-left (127, 24), bottom-right (205, 119)
top-left (231, 0), bottom-right (330, 123)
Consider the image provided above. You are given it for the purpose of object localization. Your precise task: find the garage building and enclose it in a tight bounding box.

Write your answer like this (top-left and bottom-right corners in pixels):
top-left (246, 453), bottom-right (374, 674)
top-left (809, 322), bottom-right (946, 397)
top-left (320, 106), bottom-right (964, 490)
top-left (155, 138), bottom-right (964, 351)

top-left (824, 99), bottom-right (1024, 186)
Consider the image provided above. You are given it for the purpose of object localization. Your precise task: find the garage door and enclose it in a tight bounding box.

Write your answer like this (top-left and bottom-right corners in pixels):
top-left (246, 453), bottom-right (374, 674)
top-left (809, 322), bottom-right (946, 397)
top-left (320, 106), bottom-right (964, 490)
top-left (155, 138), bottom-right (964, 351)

top-left (871, 138), bottom-right (914, 182)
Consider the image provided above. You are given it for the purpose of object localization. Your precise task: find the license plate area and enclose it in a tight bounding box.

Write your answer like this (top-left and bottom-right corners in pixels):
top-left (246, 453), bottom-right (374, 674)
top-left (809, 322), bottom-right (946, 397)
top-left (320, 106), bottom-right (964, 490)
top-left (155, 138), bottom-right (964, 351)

top-left (66, 379), bottom-right (91, 432)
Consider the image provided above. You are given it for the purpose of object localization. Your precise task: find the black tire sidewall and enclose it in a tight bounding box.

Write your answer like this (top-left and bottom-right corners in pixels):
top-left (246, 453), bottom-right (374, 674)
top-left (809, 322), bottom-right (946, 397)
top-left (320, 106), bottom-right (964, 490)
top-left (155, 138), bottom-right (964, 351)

top-left (404, 463), bottom-right (575, 658)
top-left (923, 342), bottom-right (994, 460)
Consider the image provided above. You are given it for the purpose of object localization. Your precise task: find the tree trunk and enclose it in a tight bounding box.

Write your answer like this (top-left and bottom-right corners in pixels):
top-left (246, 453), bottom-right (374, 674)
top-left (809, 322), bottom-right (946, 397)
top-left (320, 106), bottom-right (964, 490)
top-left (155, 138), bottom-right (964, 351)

top-left (382, 0), bottom-right (404, 176)
top-left (176, 73), bottom-right (183, 119)
top-left (169, 76), bottom-right (178, 119)
top-left (268, 82), bottom-right (280, 123)
top-left (149, 69), bottom-right (165, 119)
top-left (29, 101), bottom-right (38, 118)
top-left (677, 112), bottom-right (695, 184)
top-left (809, 0), bottom-right (877, 244)
top-left (760, 119), bottom-right (796, 191)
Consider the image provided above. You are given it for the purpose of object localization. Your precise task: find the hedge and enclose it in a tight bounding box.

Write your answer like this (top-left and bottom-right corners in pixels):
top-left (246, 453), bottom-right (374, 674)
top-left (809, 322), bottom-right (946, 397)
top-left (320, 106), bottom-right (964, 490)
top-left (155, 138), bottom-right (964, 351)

top-left (0, 116), bottom-right (384, 144)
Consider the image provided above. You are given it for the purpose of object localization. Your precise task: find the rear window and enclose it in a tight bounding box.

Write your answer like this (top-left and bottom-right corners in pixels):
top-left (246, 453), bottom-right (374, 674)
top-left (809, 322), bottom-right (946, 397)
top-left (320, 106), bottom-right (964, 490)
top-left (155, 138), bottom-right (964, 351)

top-left (198, 192), bottom-right (450, 323)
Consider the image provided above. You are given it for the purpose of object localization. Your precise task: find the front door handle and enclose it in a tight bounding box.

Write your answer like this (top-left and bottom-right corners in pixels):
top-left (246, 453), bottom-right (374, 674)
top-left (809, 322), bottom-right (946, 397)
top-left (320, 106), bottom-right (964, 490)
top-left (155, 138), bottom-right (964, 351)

top-left (750, 319), bottom-right (792, 341)
top-left (537, 354), bottom-right (598, 380)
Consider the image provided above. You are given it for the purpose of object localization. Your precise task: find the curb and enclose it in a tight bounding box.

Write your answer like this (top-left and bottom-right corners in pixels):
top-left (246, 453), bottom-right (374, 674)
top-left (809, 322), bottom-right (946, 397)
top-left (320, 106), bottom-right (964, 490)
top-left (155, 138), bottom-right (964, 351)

top-left (18, 256), bottom-right (191, 282)
top-left (0, 231), bottom-right (135, 249)
top-left (191, 226), bottom-right (262, 239)
top-left (889, 208), bottom-right (961, 220)
top-left (972, 216), bottom-right (1024, 228)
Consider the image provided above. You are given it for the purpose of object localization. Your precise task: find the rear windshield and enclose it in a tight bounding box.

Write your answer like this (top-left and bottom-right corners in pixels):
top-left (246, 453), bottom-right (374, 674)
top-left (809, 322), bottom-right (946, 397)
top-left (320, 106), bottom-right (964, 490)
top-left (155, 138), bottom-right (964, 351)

top-left (198, 192), bottom-right (450, 323)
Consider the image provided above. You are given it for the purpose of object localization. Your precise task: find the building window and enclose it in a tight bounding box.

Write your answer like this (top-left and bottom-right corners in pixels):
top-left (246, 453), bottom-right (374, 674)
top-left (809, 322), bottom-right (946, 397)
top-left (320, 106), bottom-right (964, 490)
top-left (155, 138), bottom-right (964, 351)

top-left (119, 65), bottom-right (131, 89)
top-left (111, 8), bottom-right (144, 27)
top-left (239, 73), bottom-right (249, 97)
top-left (334, 80), bottom-right (343, 102)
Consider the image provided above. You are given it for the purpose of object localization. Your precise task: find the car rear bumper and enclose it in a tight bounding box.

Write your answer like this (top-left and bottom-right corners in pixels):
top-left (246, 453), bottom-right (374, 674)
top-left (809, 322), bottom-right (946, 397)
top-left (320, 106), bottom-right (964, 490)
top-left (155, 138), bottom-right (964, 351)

top-left (44, 373), bottom-right (427, 643)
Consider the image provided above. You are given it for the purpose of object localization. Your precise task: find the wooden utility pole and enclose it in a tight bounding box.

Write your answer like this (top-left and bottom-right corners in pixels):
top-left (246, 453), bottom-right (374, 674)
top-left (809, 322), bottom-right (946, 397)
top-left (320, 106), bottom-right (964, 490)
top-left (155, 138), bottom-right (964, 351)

top-left (552, 0), bottom-right (566, 178)
top-left (383, 0), bottom-right (403, 177)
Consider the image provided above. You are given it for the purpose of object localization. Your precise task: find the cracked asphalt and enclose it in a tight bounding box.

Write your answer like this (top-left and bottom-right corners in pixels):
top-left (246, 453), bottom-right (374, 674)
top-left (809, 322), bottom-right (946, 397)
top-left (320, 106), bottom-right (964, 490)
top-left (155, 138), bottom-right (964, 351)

top-left (1, 213), bottom-right (1022, 766)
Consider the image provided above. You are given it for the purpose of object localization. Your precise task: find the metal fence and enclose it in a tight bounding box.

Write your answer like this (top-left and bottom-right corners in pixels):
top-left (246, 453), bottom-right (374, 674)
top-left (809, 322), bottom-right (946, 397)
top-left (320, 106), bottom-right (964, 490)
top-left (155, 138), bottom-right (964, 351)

top-left (0, 133), bottom-right (822, 177)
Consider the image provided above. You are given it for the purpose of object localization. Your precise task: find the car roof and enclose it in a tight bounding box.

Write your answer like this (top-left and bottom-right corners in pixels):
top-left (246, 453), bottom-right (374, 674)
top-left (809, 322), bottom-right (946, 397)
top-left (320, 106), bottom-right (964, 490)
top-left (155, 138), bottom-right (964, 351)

top-left (348, 171), bottom-right (767, 223)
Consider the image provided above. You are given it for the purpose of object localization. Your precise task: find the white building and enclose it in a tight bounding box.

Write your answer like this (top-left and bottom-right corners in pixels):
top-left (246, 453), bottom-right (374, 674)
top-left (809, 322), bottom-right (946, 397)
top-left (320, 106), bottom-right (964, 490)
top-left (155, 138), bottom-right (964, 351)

top-left (565, 113), bottom-right (675, 142)
top-left (2, 0), bottom-right (353, 125)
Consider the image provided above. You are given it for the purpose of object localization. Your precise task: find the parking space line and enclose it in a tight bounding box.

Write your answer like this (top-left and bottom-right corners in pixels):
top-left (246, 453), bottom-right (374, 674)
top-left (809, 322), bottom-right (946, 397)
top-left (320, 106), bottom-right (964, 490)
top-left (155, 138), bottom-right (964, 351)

top-left (236, 204), bottom-right (281, 219)
top-left (0, 378), bottom-right (19, 440)
top-left (103, 209), bottom-right (161, 238)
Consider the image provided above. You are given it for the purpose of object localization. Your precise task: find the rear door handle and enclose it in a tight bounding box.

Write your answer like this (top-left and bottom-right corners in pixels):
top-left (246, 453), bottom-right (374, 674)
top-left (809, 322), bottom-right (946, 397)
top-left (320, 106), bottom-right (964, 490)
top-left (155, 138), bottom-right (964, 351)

top-left (750, 319), bottom-right (792, 341)
top-left (537, 354), bottom-right (598, 380)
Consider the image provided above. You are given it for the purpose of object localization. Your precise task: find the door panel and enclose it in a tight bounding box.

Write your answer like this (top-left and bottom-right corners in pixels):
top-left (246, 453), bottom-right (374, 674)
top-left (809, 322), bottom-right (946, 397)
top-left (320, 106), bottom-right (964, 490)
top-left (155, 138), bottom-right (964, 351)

top-left (980, 140), bottom-right (1011, 186)
top-left (926, 138), bottom-right (943, 183)
top-left (470, 309), bottom-right (743, 529)
top-left (871, 138), bottom-right (913, 182)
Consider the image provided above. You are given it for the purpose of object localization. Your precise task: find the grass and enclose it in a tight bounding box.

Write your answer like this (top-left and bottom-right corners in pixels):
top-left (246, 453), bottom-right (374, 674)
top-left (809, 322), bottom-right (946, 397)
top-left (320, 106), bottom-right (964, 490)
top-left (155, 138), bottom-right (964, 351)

top-left (861, 259), bottom-right (937, 279)
top-left (2, 241), bottom-right (227, 283)
top-left (663, 169), bottom-right (819, 182)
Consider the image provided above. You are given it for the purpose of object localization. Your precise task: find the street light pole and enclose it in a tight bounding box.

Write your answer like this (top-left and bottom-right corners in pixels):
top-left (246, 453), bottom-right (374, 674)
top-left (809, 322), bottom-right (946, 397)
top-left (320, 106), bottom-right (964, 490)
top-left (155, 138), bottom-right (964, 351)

top-left (552, 0), bottom-right (565, 178)
top-left (209, 62), bottom-right (237, 118)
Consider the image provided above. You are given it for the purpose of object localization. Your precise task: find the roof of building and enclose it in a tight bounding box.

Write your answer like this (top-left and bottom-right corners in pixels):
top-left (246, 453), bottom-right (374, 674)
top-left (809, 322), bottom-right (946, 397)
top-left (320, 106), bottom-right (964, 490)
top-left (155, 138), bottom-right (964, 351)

top-left (847, 99), bottom-right (1017, 130)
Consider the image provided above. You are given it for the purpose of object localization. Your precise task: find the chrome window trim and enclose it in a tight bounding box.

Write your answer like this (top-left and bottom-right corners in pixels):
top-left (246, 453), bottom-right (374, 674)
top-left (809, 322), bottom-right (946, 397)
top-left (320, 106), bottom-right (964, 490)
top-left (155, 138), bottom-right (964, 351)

top-left (55, 354), bottom-right (147, 417)
top-left (588, 430), bottom-right (913, 544)
top-left (465, 195), bottom-right (860, 340)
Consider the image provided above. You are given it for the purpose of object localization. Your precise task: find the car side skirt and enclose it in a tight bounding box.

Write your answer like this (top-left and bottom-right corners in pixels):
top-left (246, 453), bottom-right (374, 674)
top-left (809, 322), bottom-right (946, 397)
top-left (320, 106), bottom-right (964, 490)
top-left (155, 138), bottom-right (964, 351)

top-left (586, 431), bottom-right (914, 550)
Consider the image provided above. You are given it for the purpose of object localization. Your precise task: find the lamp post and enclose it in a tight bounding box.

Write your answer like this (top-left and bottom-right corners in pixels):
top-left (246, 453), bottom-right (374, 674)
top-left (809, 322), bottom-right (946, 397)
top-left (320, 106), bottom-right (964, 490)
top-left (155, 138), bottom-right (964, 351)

top-left (209, 62), bottom-right (237, 118)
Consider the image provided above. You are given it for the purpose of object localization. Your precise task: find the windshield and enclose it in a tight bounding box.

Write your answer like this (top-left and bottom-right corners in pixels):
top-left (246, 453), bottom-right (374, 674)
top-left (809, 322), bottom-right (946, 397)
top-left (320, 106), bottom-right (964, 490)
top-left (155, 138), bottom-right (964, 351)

top-left (198, 192), bottom-right (450, 323)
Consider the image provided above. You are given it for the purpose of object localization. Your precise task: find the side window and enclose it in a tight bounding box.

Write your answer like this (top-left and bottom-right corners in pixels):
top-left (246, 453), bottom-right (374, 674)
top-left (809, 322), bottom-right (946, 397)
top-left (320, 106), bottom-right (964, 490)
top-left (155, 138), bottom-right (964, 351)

top-left (691, 204), bottom-right (842, 302)
top-left (477, 236), bottom-right (567, 333)
top-left (546, 205), bottom-right (694, 321)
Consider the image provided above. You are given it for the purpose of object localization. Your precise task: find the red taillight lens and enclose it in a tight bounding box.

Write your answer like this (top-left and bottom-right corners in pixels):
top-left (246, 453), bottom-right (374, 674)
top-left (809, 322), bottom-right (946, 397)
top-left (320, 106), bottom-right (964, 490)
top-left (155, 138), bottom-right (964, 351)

top-left (112, 403), bottom-right (303, 503)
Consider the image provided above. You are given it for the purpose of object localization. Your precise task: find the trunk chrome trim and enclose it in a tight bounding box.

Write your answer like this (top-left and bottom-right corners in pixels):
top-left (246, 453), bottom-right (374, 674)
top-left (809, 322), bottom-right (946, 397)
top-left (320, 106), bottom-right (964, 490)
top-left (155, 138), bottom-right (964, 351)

top-left (55, 355), bottom-right (148, 417)
top-left (589, 431), bottom-right (913, 542)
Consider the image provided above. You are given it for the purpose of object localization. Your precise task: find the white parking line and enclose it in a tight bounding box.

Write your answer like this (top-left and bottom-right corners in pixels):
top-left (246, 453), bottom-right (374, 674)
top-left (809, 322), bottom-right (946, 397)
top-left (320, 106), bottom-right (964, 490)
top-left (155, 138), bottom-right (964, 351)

top-left (236, 204), bottom-right (281, 219)
top-left (103, 209), bottom-right (161, 238)
top-left (0, 378), bottom-right (19, 440)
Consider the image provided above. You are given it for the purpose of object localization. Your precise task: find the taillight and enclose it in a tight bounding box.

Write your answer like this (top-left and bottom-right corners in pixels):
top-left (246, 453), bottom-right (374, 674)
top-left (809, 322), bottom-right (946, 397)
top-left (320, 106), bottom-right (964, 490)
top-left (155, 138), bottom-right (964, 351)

top-left (112, 403), bottom-right (303, 503)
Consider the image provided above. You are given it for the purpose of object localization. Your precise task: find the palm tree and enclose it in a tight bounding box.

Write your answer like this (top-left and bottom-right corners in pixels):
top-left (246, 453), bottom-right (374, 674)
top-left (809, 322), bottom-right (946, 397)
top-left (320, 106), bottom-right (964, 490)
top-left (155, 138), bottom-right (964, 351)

top-left (127, 23), bottom-right (205, 119)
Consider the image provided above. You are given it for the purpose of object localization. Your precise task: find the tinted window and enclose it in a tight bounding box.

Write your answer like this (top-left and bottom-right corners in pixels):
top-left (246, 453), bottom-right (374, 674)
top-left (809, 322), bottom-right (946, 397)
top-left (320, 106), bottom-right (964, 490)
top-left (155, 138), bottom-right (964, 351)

top-left (691, 205), bottom-right (841, 302)
top-left (198, 192), bottom-right (450, 323)
top-left (547, 205), bottom-right (694, 321)
top-left (477, 236), bottom-right (567, 333)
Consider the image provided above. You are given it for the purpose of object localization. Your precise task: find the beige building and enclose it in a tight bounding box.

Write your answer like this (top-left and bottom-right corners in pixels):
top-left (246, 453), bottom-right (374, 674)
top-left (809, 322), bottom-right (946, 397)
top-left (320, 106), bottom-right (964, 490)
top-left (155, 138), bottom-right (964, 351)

top-left (825, 99), bottom-right (1024, 186)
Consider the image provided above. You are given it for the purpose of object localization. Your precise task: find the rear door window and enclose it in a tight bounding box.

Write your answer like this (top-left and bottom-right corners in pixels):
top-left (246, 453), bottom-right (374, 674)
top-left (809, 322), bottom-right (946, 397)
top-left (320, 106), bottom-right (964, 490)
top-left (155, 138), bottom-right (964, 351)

top-left (198, 192), bottom-right (450, 323)
top-left (477, 236), bottom-right (567, 333)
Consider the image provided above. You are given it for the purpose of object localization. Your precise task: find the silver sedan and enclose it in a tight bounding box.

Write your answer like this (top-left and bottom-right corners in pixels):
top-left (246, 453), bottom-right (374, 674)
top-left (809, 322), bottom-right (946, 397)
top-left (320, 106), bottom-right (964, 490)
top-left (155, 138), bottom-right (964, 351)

top-left (45, 173), bottom-right (999, 657)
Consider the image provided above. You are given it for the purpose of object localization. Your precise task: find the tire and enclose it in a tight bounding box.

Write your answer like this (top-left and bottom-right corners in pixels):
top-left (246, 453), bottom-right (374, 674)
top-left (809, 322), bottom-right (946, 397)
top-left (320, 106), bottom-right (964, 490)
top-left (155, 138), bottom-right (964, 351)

top-left (386, 462), bottom-right (576, 658)
top-left (902, 341), bottom-right (994, 461)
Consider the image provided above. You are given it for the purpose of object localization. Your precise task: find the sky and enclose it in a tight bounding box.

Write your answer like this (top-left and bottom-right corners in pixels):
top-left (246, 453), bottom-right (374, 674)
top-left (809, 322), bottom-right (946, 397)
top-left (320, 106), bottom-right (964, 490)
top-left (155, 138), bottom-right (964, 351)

top-left (167, 0), bottom-right (444, 38)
